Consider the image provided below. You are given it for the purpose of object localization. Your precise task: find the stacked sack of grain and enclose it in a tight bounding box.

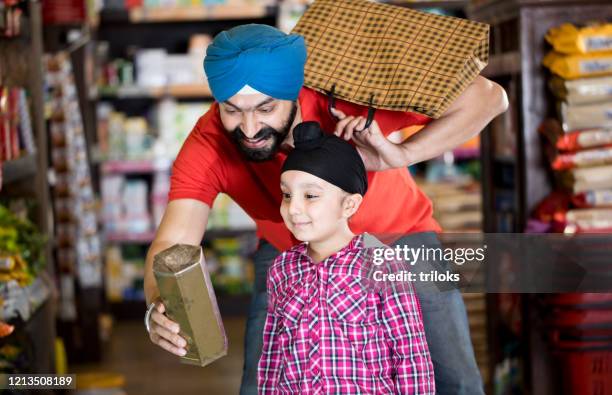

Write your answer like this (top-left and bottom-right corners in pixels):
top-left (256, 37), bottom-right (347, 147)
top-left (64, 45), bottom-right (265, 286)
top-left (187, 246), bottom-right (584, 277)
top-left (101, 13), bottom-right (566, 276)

top-left (540, 22), bottom-right (612, 233)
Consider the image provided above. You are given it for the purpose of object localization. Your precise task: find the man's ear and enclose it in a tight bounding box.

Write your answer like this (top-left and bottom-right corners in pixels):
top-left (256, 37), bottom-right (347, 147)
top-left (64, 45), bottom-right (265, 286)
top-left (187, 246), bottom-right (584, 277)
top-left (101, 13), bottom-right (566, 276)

top-left (342, 193), bottom-right (363, 218)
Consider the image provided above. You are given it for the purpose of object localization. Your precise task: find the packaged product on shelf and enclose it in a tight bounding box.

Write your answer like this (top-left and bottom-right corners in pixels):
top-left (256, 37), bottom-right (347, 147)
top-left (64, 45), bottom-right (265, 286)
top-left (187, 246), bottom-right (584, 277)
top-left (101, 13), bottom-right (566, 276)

top-left (104, 246), bottom-right (124, 302)
top-left (45, 53), bottom-right (103, 289)
top-left (165, 54), bottom-right (200, 85)
top-left (0, 87), bottom-right (24, 162)
top-left (559, 101), bottom-right (612, 131)
top-left (539, 119), bottom-right (612, 151)
top-left (57, 248), bottom-right (76, 273)
top-left (543, 51), bottom-right (612, 79)
top-left (545, 23), bottom-right (612, 55)
top-left (96, 102), bottom-right (112, 155)
top-left (152, 171), bottom-right (170, 227)
top-left (153, 244), bottom-right (227, 367)
top-left (564, 208), bottom-right (612, 231)
top-left (124, 116), bottom-right (151, 159)
top-left (561, 164), bottom-right (612, 193)
top-left (59, 274), bottom-right (76, 321)
top-left (135, 49), bottom-right (168, 88)
top-left (101, 175), bottom-right (123, 233)
top-left (17, 89), bottom-right (34, 154)
top-left (551, 146), bottom-right (612, 170)
top-left (431, 191), bottom-right (482, 212)
top-left (572, 189), bottom-right (612, 208)
top-left (121, 180), bottom-right (151, 233)
top-left (108, 110), bottom-right (127, 160)
top-left (154, 99), bottom-right (211, 159)
top-left (549, 75), bottom-right (612, 105)
top-left (188, 34), bottom-right (211, 85)
top-left (436, 211), bottom-right (483, 231)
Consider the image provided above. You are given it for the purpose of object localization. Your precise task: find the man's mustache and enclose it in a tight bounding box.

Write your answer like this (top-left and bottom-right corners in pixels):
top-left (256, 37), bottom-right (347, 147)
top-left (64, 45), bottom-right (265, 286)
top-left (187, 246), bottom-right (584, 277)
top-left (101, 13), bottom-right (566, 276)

top-left (232, 127), bottom-right (278, 142)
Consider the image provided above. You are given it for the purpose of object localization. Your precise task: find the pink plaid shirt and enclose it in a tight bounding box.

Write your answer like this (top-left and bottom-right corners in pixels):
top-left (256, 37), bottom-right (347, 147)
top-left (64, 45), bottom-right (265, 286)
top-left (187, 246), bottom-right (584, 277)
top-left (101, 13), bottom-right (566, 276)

top-left (258, 234), bottom-right (435, 394)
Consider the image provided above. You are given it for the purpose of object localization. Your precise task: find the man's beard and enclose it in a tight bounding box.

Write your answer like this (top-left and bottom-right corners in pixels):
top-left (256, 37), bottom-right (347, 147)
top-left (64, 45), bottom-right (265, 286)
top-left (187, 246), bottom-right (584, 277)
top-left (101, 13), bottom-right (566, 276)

top-left (228, 102), bottom-right (298, 162)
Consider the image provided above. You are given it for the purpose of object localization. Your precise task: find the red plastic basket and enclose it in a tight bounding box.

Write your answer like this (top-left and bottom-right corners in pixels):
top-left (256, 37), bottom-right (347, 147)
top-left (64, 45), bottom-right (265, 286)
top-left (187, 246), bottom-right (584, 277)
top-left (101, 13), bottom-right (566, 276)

top-left (553, 343), bottom-right (612, 395)
top-left (547, 294), bottom-right (612, 309)
top-left (547, 309), bottom-right (612, 328)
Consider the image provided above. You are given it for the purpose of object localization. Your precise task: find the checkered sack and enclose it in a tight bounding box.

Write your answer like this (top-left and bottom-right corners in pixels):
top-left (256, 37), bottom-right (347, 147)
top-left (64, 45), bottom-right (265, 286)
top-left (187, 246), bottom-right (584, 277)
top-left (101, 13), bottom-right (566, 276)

top-left (292, 0), bottom-right (490, 119)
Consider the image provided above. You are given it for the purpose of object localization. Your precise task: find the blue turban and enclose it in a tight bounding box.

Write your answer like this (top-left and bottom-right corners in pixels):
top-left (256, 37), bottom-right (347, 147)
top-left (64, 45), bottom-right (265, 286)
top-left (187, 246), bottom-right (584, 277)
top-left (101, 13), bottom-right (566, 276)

top-left (204, 24), bottom-right (307, 103)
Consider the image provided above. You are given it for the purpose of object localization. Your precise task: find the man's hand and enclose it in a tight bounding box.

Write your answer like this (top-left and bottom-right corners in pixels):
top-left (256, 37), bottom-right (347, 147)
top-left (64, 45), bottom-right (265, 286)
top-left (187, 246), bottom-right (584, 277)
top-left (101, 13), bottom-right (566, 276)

top-left (148, 300), bottom-right (188, 356)
top-left (331, 108), bottom-right (407, 171)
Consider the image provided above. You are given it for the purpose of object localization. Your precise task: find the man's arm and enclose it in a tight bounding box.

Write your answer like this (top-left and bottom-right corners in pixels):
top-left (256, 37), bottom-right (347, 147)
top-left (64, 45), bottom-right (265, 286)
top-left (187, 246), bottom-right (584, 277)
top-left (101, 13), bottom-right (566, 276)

top-left (332, 75), bottom-right (509, 170)
top-left (144, 199), bottom-right (210, 356)
top-left (400, 75), bottom-right (509, 166)
top-left (144, 198), bottom-right (210, 305)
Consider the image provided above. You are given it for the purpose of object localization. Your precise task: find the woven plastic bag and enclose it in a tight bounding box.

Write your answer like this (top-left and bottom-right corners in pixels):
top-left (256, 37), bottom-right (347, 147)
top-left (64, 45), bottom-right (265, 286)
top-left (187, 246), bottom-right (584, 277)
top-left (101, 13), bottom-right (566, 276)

top-left (292, 0), bottom-right (489, 119)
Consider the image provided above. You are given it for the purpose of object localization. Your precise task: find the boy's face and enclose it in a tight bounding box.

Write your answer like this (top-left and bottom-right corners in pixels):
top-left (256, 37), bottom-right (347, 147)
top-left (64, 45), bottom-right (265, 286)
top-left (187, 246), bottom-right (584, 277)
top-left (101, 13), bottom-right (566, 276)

top-left (280, 170), bottom-right (360, 243)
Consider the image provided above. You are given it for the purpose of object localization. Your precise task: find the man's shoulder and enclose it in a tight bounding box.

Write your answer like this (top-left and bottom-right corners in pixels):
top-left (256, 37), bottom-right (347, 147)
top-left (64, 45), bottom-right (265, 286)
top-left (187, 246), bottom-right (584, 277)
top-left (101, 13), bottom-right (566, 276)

top-left (192, 102), bottom-right (225, 135)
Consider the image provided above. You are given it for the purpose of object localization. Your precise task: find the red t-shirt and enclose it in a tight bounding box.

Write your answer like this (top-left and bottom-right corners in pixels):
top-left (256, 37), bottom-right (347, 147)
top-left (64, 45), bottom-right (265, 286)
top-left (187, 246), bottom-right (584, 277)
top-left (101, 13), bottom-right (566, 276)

top-left (169, 87), bottom-right (441, 251)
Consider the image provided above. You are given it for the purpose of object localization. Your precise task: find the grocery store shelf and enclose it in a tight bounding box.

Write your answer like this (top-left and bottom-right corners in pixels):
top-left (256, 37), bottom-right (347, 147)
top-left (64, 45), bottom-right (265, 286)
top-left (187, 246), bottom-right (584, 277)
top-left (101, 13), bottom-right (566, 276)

top-left (384, 0), bottom-right (469, 10)
top-left (482, 51), bottom-right (521, 77)
top-left (105, 232), bottom-right (157, 243)
top-left (130, 4), bottom-right (276, 23)
top-left (97, 84), bottom-right (212, 100)
top-left (453, 147), bottom-right (480, 160)
top-left (494, 155), bottom-right (516, 165)
top-left (105, 227), bottom-right (256, 244)
top-left (100, 159), bottom-right (172, 174)
top-left (1, 154), bottom-right (37, 186)
top-left (101, 4), bottom-right (277, 24)
top-left (205, 227), bottom-right (257, 239)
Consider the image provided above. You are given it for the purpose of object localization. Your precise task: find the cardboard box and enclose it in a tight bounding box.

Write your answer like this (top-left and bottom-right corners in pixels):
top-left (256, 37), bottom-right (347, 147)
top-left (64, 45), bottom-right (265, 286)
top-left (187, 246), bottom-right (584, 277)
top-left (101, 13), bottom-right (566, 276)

top-left (153, 244), bottom-right (227, 367)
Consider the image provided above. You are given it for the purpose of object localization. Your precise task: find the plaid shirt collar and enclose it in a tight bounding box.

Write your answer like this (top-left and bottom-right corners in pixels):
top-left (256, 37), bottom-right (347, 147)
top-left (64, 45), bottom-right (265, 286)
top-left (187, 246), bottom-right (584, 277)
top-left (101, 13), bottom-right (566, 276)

top-left (289, 234), bottom-right (364, 264)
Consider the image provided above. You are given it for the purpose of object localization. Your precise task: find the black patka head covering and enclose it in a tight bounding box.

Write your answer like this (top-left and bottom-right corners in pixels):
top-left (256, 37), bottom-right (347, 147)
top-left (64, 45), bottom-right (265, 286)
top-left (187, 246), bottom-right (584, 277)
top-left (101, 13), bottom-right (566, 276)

top-left (281, 121), bottom-right (368, 195)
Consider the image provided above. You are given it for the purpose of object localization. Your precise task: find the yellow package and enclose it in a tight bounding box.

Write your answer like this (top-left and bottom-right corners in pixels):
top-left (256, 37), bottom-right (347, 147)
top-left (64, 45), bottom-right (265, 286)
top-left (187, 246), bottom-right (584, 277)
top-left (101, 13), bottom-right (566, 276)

top-left (546, 23), bottom-right (612, 54)
top-left (543, 51), bottom-right (612, 79)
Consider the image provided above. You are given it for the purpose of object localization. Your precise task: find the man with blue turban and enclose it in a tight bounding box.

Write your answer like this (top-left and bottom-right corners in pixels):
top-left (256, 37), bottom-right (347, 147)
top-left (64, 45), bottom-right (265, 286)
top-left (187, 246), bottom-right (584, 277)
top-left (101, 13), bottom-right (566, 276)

top-left (143, 23), bottom-right (508, 395)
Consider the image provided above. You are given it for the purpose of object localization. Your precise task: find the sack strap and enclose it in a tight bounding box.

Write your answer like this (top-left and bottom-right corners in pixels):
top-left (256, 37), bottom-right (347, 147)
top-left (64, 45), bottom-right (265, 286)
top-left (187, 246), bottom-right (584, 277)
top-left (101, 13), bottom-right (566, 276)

top-left (327, 83), bottom-right (376, 133)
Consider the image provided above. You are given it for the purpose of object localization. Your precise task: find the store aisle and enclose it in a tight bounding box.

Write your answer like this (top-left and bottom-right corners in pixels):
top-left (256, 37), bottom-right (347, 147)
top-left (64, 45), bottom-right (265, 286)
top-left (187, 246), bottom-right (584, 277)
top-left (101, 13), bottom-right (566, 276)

top-left (72, 316), bottom-right (246, 394)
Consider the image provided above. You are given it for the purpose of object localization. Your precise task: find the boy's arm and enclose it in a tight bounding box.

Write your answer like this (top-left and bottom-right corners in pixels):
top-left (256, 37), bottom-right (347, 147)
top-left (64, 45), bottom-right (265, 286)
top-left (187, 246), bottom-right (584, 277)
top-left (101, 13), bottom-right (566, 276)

top-left (381, 283), bottom-right (435, 395)
top-left (257, 264), bottom-right (283, 393)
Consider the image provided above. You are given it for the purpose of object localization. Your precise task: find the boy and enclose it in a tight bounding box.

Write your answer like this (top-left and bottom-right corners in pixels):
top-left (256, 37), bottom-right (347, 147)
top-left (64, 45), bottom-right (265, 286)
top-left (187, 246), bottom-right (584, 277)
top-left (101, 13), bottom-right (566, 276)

top-left (258, 121), bottom-right (435, 394)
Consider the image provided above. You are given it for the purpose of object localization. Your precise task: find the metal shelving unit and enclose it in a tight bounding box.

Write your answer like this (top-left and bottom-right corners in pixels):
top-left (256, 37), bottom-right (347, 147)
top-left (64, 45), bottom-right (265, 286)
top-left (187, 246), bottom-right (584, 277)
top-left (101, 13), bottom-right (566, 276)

top-left (0, 0), bottom-right (56, 382)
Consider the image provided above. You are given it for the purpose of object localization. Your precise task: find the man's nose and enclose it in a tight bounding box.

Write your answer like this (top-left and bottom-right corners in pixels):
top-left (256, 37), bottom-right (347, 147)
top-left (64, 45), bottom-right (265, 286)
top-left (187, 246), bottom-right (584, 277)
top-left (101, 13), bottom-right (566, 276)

top-left (241, 113), bottom-right (259, 139)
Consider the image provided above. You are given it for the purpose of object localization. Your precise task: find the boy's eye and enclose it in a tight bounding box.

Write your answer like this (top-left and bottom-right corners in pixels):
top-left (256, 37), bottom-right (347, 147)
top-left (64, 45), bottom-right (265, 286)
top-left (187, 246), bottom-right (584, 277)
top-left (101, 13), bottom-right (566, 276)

top-left (305, 194), bottom-right (319, 199)
top-left (224, 108), bottom-right (237, 114)
top-left (281, 192), bottom-right (291, 200)
top-left (258, 107), bottom-right (273, 114)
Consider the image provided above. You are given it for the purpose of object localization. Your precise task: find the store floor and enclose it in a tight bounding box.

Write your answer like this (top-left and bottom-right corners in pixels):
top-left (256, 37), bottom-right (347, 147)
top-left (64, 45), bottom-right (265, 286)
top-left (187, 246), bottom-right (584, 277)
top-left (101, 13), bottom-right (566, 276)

top-left (72, 316), bottom-right (246, 394)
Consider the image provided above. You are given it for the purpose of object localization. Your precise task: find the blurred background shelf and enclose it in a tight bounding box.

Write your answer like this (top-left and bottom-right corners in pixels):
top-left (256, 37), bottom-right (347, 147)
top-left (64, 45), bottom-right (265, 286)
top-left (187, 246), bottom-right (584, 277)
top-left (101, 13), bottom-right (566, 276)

top-left (105, 232), bottom-right (157, 243)
top-left (383, 0), bottom-right (469, 10)
top-left (1, 155), bottom-right (38, 186)
top-left (100, 160), bottom-right (172, 175)
top-left (97, 84), bottom-right (212, 100)
top-left (130, 4), bottom-right (278, 23)
top-left (100, 4), bottom-right (278, 24)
